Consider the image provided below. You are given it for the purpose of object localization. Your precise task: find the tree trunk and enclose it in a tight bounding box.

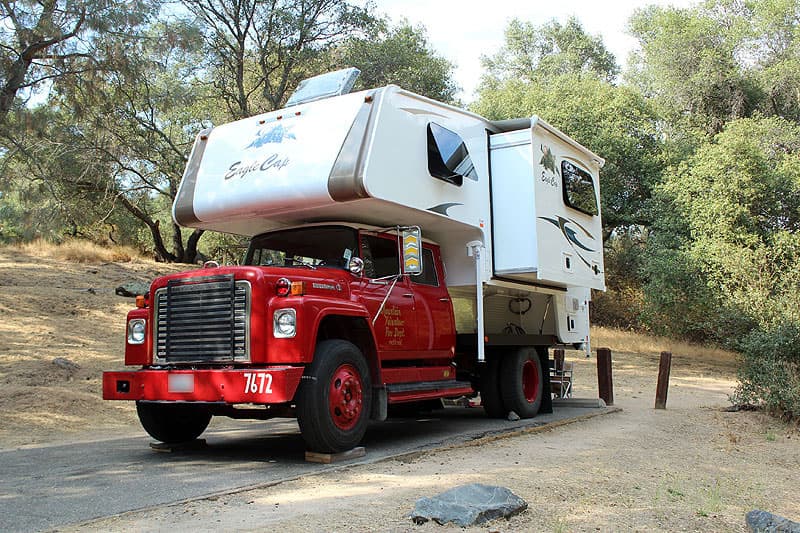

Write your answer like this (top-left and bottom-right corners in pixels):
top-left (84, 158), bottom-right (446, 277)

top-left (184, 228), bottom-right (205, 264)
top-left (118, 196), bottom-right (177, 262)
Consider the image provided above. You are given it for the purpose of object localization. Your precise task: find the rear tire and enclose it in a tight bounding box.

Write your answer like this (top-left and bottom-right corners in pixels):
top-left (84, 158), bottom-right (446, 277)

top-left (480, 355), bottom-right (507, 418)
top-left (136, 402), bottom-right (211, 443)
top-left (500, 347), bottom-right (543, 418)
top-left (297, 340), bottom-right (372, 453)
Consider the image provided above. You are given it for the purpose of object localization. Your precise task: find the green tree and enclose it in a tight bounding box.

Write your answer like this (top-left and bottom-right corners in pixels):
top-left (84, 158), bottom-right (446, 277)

top-left (0, 0), bottom-right (152, 123)
top-left (481, 17), bottom-right (618, 87)
top-left (656, 117), bottom-right (800, 328)
top-left (183, 0), bottom-right (374, 118)
top-left (627, 1), bottom-right (800, 136)
top-left (648, 116), bottom-right (800, 415)
top-left (334, 20), bottom-right (458, 102)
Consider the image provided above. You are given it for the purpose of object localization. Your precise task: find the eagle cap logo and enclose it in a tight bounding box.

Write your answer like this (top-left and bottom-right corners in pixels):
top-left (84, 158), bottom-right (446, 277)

top-left (540, 144), bottom-right (560, 176)
top-left (247, 123), bottom-right (296, 149)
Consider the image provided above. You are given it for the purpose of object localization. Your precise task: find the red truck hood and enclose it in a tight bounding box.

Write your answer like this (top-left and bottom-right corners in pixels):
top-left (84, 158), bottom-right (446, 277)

top-left (148, 265), bottom-right (353, 300)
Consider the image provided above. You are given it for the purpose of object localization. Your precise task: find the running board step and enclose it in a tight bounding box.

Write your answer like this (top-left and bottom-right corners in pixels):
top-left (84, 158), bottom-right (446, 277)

top-left (386, 380), bottom-right (474, 403)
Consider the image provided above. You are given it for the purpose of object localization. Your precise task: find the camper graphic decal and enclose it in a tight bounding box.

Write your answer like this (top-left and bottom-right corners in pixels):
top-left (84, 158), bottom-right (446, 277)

top-left (539, 145), bottom-right (559, 188)
top-left (246, 124), bottom-right (296, 149)
top-left (539, 215), bottom-right (598, 268)
top-left (224, 123), bottom-right (294, 180)
top-left (427, 202), bottom-right (463, 216)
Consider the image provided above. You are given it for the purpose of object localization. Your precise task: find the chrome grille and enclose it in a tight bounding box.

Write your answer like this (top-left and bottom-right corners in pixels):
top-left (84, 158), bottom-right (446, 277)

top-left (154, 275), bottom-right (250, 363)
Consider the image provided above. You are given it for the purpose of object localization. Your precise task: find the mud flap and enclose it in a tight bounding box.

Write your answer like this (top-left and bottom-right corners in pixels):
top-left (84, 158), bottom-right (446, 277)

top-left (538, 350), bottom-right (553, 414)
top-left (371, 385), bottom-right (388, 421)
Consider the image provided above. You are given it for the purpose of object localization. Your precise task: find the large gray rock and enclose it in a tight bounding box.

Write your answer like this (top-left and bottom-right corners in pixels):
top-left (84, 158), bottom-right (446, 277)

top-left (746, 510), bottom-right (800, 532)
top-left (410, 483), bottom-right (527, 527)
top-left (115, 281), bottom-right (150, 298)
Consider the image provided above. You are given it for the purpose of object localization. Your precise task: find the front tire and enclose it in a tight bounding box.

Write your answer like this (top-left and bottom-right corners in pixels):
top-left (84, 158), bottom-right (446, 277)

top-left (297, 340), bottom-right (372, 453)
top-left (136, 401), bottom-right (211, 443)
top-left (500, 347), bottom-right (544, 418)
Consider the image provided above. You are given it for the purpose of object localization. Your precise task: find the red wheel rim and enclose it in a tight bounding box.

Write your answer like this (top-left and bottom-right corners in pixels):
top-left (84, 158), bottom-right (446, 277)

top-left (328, 363), bottom-right (364, 431)
top-left (522, 359), bottom-right (539, 403)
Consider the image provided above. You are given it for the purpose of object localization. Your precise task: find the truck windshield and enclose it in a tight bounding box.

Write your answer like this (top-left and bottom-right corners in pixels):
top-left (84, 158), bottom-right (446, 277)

top-left (246, 226), bottom-right (358, 270)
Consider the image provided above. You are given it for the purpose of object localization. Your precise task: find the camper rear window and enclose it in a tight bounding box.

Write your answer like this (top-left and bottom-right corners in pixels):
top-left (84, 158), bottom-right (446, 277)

top-left (427, 123), bottom-right (478, 186)
top-left (562, 161), bottom-right (598, 216)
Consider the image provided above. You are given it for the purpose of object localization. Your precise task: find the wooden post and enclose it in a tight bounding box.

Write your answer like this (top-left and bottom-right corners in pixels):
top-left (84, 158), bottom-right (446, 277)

top-left (655, 351), bottom-right (672, 409)
top-left (553, 348), bottom-right (565, 371)
top-left (596, 347), bottom-right (614, 406)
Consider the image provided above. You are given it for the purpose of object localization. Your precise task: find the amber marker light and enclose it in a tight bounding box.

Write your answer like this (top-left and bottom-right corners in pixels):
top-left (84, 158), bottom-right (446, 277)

top-left (290, 281), bottom-right (305, 296)
top-left (135, 295), bottom-right (146, 308)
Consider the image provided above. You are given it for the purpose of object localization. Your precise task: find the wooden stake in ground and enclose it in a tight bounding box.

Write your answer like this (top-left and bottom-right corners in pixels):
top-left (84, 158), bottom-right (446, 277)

top-left (655, 351), bottom-right (672, 409)
top-left (596, 347), bottom-right (614, 406)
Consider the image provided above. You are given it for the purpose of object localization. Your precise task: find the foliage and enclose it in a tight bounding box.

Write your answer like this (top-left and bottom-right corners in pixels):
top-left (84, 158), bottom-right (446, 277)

top-left (734, 324), bottom-right (800, 418)
top-left (0, 0), bottom-right (154, 122)
top-left (184, 0), bottom-right (375, 117)
top-left (481, 17), bottom-right (618, 86)
top-left (658, 117), bottom-right (800, 327)
top-left (334, 20), bottom-right (458, 102)
top-left (628, 0), bottom-right (800, 136)
top-left (1, 1), bottom-right (458, 262)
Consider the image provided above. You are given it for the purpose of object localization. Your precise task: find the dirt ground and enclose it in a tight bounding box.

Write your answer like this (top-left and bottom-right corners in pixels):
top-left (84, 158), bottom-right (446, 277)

top-left (1, 246), bottom-right (798, 531)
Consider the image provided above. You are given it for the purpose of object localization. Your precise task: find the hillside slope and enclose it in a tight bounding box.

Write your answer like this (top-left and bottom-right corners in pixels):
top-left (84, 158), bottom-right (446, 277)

top-left (0, 246), bottom-right (188, 447)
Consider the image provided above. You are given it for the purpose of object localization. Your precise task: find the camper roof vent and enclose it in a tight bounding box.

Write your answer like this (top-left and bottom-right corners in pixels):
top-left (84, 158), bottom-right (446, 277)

top-left (285, 67), bottom-right (361, 108)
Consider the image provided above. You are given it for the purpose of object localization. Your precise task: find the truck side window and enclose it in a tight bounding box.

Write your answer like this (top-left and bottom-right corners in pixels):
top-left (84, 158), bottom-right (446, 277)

top-left (360, 235), bottom-right (399, 279)
top-left (561, 161), bottom-right (598, 216)
top-left (411, 248), bottom-right (439, 287)
top-left (427, 123), bottom-right (479, 186)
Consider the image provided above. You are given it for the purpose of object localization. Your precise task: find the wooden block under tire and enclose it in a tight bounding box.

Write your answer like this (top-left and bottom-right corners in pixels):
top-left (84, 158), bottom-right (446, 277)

top-left (305, 446), bottom-right (366, 464)
top-left (149, 439), bottom-right (207, 453)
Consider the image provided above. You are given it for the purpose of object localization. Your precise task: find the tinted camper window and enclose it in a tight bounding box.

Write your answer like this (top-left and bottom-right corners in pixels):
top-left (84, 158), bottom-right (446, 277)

top-left (427, 123), bottom-right (478, 186)
top-left (562, 161), bottom-right (598, 216)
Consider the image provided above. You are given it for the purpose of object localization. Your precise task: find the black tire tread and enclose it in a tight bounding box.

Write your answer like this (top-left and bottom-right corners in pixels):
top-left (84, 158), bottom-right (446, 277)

top-left (296, 339), bottom-right (372, 453)
top-left (480, 355), bottom-right (507, 418)
top-left (136, 402), bottom-right (211, 443)
top-left (499, 347), bottom-right (544, 418)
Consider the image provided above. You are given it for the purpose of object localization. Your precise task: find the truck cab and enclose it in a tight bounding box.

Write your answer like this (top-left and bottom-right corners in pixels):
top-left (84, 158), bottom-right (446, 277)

top-left (105, 224), bottom-right (472, 452)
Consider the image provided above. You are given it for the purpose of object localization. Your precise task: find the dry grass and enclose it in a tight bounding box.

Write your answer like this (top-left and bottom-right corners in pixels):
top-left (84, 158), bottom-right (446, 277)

top-left (592, 325), bottom-right (738, 365)
top-left (10, 239), bottom-right (145, 264)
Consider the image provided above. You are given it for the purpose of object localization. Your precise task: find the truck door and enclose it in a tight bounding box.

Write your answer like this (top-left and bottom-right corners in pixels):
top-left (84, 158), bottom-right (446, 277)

top-left (357, 233), bottom-right (417, 357)
top-left (409, 245), bottom-right (455, 358)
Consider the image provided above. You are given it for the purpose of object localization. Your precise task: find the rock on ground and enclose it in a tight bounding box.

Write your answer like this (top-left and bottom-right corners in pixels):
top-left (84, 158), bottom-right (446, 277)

top-left (746, 510), bottom-right (800, 532)
top-left (410, 483), bottom-right (527, 527)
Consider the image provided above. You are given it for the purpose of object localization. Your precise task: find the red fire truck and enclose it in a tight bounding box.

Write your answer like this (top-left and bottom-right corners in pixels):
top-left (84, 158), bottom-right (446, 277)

top-left (103, 69), bottom-right (605, 453)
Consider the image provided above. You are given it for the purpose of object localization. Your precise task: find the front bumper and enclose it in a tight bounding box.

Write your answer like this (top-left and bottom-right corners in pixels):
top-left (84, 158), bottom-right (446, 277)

top-left (103, 367), bottom-right (305, 404)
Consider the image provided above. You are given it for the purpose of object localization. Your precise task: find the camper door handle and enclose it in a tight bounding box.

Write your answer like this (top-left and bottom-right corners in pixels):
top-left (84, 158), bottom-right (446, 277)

top-left (439, 298), bottom-right (450, 302)
top-left (402, 293), bottom-right (414, 298)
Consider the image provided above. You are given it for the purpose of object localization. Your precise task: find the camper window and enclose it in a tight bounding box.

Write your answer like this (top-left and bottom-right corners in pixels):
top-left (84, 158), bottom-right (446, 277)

top-left (427, 123), bottom-right (478, 186)
top-left (411, 248), bottom-right (439, 287)
top-left (561, 161), bottom-right (598, 216)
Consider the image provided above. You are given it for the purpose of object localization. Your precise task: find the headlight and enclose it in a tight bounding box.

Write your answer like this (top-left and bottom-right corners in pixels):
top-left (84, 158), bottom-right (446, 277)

top-left (127, 319), bottom-right (146, 344)
top-left (273, 308), bottom-right (297, 338)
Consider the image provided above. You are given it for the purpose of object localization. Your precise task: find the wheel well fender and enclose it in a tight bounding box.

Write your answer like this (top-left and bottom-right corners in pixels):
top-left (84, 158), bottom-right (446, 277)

top-left (315, 315), bottom-right (380, 384)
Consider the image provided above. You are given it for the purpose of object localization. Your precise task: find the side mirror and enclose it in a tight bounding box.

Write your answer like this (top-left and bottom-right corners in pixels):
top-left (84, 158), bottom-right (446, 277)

top-left (348, 257), bottom-right (364, 276)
